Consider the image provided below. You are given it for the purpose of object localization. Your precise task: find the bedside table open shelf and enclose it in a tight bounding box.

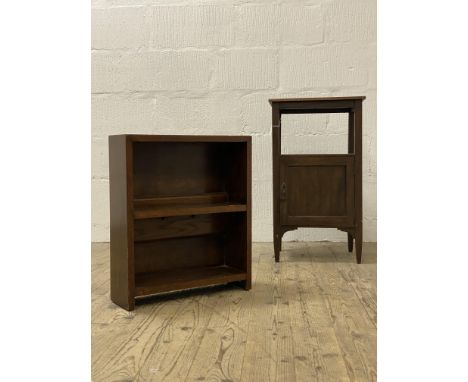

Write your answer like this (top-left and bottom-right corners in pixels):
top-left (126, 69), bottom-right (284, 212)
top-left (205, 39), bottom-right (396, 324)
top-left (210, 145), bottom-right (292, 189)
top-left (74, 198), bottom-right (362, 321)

top-left (109, 135), bottom-right (252, 311)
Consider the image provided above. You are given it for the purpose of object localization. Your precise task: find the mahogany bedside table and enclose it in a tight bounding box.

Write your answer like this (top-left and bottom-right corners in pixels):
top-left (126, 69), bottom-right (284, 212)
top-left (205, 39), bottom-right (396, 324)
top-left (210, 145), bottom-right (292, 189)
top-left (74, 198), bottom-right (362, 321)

top-left (270, 96), bottom-right (365, 264)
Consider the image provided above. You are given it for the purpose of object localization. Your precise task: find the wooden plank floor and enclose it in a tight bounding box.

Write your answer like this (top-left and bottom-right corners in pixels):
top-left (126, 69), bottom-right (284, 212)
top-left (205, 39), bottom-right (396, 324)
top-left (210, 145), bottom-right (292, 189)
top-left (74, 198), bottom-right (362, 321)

top-left (92, 242), bottom-right (376, 382)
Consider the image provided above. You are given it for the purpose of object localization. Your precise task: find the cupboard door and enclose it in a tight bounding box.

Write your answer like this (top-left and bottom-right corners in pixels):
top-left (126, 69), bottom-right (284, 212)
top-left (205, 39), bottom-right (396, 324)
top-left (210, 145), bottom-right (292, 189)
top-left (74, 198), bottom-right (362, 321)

top-left (279, 155), bottom-right (354, 227)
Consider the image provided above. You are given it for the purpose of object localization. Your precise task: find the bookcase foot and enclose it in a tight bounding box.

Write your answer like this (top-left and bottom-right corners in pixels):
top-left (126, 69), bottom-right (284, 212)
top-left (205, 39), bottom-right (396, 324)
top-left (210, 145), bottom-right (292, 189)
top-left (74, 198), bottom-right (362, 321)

top-left (111, 296), bottom-right (134, 312)
top-left (234, 279), bottom-right (252, 291)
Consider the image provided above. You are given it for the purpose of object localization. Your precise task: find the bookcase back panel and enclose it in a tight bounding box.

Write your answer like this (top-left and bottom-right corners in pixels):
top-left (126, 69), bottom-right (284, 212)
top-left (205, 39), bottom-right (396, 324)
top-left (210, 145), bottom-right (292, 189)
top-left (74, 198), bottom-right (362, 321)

top-left (224, 213), bottom-right (248, 271)
top-left (133, 212), bottom-right (248, 273)
top-left (134, 235), bottom-right (225, 274)
top-left (224, 143), bottom-right (248, 204)
top-left (134, 214), bottom-right (225, 242)
top-left (133, 142), bottom-right (222, 198)
top-left (132, 142), bottom-right (247, 202)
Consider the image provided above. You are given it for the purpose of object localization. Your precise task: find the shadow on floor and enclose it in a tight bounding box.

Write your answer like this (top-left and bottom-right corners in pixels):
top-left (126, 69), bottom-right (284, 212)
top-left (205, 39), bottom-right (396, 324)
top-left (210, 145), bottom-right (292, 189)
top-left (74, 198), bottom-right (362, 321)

top-left (134, 283), bottom-right (244, 307)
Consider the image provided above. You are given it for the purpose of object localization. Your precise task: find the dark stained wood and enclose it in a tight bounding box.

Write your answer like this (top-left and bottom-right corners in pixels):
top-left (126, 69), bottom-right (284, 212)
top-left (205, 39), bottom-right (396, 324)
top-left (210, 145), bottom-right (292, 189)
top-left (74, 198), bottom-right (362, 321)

top-left (133, 202), bottom-right (247, 220)
top-left (224, 212), bottom-right (249, 288)
top-left (279, 155), bottom-right (354, 227)
top-left (134, 214), bottom-right (226, 242)
top-left (270, 97), bottom-right (365, 264)
top-left (269, 96), bottom-right (366, 104)
top-left (129, 134), bottom-right (250, 143)
top-left (134, 192), bottom-right (228, 208)
top-left (347, 111), bottom-right (356, 255)
top-left (269, 97), bottom-right (365, 114)
top-left (134, 266), bottom-right (247, 297)
top-left (225, 140), bottom-right (249, 204)
top-left (272, 104), bottom-right (281, 262)
top-left (134, 235), bottom-right (225, 274)
top-left (276, 108), bottom-right (353, 114)
top-left (283, 163), bottom-right (347, 218)
top-left (109, 135), bottom-right (252, 311)
top-left (348, 111), bottom-right (355, 154)
top-left (273, 101), bottom-right (354, 114)
top-left (347, 232), bottom-right (354, 252)
top-left (108, 135), bottom-right (134, 310)
top-left (354, 103), bottom-right (363, 264)
top-left (246, 137), bottom-right (252, 289)
top-left (133, 141), bottom-right (223, 199)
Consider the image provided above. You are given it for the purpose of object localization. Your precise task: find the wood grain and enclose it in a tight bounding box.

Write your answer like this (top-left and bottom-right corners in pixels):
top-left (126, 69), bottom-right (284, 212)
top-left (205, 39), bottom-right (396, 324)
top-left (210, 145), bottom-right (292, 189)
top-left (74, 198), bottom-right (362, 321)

top-left (92, 241), bottom-right (376, 381)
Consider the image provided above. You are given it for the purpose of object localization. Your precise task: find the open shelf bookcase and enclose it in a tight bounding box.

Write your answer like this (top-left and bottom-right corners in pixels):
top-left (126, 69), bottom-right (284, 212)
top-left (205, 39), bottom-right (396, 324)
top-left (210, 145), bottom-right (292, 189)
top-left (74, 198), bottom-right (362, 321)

top-left (109, 135), bottom-right (252, 311)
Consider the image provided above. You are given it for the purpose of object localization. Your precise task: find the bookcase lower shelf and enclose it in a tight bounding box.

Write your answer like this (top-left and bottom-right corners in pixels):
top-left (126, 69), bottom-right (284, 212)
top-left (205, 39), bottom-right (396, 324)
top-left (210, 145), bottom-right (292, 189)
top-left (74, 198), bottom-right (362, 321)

top-left (135, 266), bottom-right (247, 297)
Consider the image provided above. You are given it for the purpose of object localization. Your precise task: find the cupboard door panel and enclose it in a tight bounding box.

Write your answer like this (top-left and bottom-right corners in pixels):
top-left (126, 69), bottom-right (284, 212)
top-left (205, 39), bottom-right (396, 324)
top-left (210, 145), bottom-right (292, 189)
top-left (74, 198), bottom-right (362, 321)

top-left (280, 155), bottom-right (354, 227)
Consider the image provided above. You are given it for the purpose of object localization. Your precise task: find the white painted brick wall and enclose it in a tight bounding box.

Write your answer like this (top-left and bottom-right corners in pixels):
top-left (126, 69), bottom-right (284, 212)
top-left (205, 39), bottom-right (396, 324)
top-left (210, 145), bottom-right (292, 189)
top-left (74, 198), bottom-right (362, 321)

top-left (213, 48), bottom-right (278, 90)
top-left (280, 45), bottom-right (370, 89)
top-left (92, 51), bottom-right (213, 92)
top-left (324, 0), bottom-right (377, 42)
top-left (92, 95), bottom-right (156, 136)
top-left (152, 6), bottom-right (235, 48)
top-left (92, 7), bottom-right (150, 49)
top-left (280, 5), bottom-right (323, 46)
top-left (236, 5), bottom-right (280, 47)
top-left (91, 0), bottom-right (377, 243)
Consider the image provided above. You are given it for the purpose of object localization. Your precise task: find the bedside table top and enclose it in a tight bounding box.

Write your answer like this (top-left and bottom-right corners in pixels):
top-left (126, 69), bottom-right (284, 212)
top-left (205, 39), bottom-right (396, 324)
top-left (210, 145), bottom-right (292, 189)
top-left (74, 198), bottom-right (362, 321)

top-left (269, 96), bottom-right (365, 104)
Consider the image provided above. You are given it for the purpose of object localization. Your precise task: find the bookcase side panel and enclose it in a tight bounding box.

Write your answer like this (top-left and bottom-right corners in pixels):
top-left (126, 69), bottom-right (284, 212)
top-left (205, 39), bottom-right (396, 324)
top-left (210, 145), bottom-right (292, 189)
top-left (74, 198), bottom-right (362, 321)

top-left (109, 135), bottom-right (134, 310)
top-left (245, 137), bottom-right (252, 289)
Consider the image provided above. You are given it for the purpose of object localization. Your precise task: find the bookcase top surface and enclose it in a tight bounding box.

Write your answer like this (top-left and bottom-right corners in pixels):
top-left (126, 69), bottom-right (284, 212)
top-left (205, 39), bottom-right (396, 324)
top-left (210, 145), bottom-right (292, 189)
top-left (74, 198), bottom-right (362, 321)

top-left (110, 134), bottom-right (251, 143)
top-left (269, 96), bottom-right (366, 104)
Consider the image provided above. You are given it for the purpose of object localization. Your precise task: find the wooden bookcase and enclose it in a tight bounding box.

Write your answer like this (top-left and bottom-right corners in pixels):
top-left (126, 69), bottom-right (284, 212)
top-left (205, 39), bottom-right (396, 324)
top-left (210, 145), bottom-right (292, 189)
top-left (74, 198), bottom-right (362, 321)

top-left (270, 96), bottom-right (365, 264)
top-left (109, 135), bottom-right (252, 311)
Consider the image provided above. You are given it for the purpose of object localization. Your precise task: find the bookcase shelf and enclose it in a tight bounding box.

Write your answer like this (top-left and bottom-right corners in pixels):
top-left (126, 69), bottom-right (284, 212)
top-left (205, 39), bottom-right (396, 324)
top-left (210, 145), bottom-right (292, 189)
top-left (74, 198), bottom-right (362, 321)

top-left (109, 135), bottom-right (252, 311)
top-left (133, 202), bottom-right (247, 219)
top-left (135, 266), bottom-right (247, 297)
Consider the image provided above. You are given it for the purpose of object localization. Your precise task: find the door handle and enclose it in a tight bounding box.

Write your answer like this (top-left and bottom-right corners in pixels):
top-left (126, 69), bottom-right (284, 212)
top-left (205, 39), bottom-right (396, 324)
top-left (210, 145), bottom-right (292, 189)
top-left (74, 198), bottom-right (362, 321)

top-left (280, 182), bottom-right (287, 199)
